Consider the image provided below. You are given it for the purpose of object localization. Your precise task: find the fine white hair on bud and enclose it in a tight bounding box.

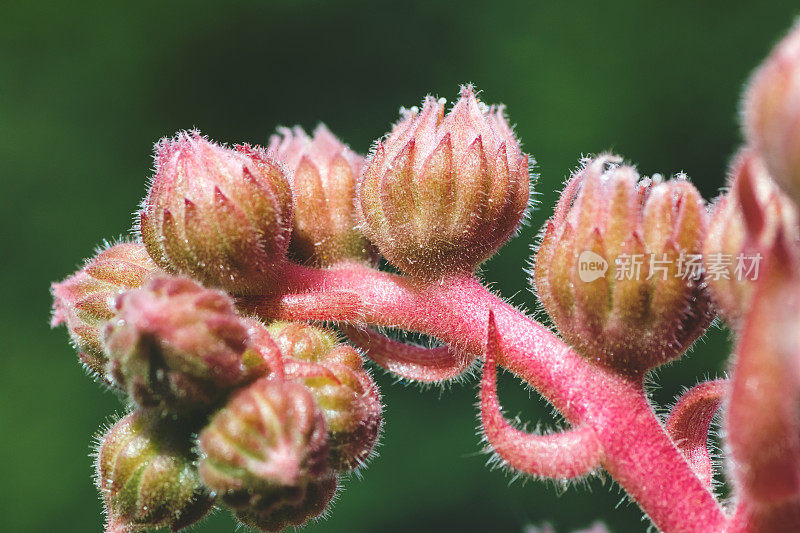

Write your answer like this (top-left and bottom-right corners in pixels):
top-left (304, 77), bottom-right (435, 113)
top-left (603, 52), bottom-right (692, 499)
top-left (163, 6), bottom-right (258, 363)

top-left (139, 131), bottom-right (293, 295)
top-left (359, 84), bottom-right (532, 277)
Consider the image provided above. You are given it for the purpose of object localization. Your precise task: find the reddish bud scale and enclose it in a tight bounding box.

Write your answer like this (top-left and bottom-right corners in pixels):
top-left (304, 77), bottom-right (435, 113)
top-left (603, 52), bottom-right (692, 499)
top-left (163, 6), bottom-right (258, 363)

top-left (359, 85), bottom-right (530, 277)
top-left (198, 378), bottom-right (335, 531)
top-left (535, 156), bottom-right (713, 371)
top-left (268, 125), bottom-right (377, 266)
top-left (96, 411), bottom-right (214, 532)
top-left (704, 149), bottom-right (800, 326)
top-left (139, 131), bottom-right (292, 295)
top-left (51, 242), bottom-right (158, 381)
top-left (726, 250), bottom-right (800, 526)
top-left (268, 321), bottom-right (383, 471)
top-left (104, 276), bottom-right (269, 414)
top-left (744, 21), bottom-right (800, 207)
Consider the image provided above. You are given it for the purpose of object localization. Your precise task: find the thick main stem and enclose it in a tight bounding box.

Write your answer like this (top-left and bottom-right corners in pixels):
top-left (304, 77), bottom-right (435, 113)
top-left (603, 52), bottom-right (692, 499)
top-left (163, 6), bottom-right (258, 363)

top-left (243, 265), bottom-right (727, 532)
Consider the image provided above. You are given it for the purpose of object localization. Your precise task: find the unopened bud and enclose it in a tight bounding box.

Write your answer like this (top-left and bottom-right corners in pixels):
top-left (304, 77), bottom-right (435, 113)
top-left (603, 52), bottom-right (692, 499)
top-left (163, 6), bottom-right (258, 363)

top-left (744, 21), bottom-right (800, 206)
top-left (704, 148), bottom-right (799, 325)
top-left (198, 378), bottom-right (335, 530)
top-left (51, 242), bottom-right (158, 381)
top-left (268, 321), bottom-right (383, 470)
top-left (535, 156), bottom-right (713, 371)
top-left (359, 85), bottom-right (531, 277)
top-left (139, 131), bottom-right (292, 295)
top-left (95, 411), bottom-right (213, 532)
top-left (104, 276), bottom-right (268, 414)
top-left (269, 125), bottom-right (377, 266)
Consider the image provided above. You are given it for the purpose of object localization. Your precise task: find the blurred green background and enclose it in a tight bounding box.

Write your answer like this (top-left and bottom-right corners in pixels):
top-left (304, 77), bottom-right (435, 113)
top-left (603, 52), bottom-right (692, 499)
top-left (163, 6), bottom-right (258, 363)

top-left (3, 1), bottom-right (799, 531)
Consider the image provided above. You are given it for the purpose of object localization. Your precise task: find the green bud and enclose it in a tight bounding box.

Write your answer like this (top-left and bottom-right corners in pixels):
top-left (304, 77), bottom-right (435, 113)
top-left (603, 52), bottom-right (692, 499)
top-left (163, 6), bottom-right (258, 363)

top-left (95, 411), bottom-right (214, 532)
top-left (198, 378), bottom-right (335, 530)
top-left (269, 322), bottom-right (383, 471)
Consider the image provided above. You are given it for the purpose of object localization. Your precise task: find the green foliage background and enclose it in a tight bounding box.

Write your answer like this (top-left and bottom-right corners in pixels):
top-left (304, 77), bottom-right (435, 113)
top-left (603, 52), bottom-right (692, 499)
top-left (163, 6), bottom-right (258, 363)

top-left (2, 1), bottom-right (798, 531)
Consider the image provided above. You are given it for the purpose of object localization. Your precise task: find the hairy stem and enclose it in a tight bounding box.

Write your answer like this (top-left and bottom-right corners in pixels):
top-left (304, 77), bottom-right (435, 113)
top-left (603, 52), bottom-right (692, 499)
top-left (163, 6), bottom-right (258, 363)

top-left (241, 263), bottom-right (728, 532)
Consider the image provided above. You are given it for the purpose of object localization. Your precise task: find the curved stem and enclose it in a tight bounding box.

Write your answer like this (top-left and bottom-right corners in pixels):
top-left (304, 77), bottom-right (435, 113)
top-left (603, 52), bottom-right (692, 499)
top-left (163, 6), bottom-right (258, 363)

top-left (665, 379), bottom-right (727, 487)
top-left (342, 325), bottom-right (475, 382)
top-left (481, 312), bottom-right (603, 479)
top-left (240, 264), bottom-right (728, 532)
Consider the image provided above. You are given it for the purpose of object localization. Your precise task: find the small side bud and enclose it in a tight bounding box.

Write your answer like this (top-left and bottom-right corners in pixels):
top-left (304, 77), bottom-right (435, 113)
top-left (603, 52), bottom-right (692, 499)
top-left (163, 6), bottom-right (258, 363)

top-left (51, 242), bottom-right (158, 381)
top-left (744, 21), bottom-right (800, 206)
top-left (105, 276), bottom-right (268, 414)
top-left (139, 131), bottom-right (292, 295)
top-left (535, 156), bottom-right (713, 371)
top-left (359, 85), bottom-right (531, 277)
top-left (268, 321), bottom-right (383, 471)
top-left (95, 411), bottom-right (214, 532)
top-left (198, 378), bottom-right (336, 531)
top-left (268, 125), bottom-right (377, 266)
top-left (704, 149), bottom-right (799, 326)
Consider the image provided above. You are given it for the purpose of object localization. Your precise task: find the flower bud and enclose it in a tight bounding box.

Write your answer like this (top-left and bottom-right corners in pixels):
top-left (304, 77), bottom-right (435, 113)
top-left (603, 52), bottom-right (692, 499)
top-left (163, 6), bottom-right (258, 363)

top-left (95, 411), bottom-right (213, 532)
top-left (268, 321), bottom-right (383, 470)
top-left (535, 156), bottom-right (713, 371)
top-left (51, 242), bottom-right (158, 381)
top-left (268, 125), bottom-right (377, 266)
top-left (359, 85), bottom-right (531, 277)
top-left (105, 276), bottom-right (268, 413)
top-left (704, 149), bottom-right (800, 325)
top-left (198, 378), bottom-right (335, 530)
top-left (744, 21), bottom-right (800, 206)
top-left (139, 131), bottom-right (292, 295)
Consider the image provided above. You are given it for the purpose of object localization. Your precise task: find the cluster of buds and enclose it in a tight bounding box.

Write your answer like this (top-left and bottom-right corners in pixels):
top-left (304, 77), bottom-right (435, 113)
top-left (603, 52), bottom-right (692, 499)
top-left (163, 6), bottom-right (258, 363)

top-left (535, 156), bottom-right (713, 371)
top-left (268, 125), bottom-right (377, 266)
top-left (359, 85), bottom-right (530, 277)
top-left (58, 68), bottom-right (800, 532)
top-left (54, 245), bottom-right (382, 531)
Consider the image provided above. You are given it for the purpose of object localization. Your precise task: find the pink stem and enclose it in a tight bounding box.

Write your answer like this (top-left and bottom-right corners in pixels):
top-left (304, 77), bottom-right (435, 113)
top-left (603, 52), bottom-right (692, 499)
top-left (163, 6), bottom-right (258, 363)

top-left (241, 264), bottom-right (727, 532)
top-left (481, 312), bottom-right (603, 479)
top-left (342, 325), bottom-right (475, 382)
top-left (665, 379), bottom-right (727, 487)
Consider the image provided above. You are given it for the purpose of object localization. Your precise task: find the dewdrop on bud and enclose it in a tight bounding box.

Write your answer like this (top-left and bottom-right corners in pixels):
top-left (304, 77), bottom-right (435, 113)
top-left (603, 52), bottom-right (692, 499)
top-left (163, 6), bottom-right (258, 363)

top-left (269, 125), bottom-right (377, 266)
top-left (268, 321), bottom-right (383, 471)
top-left (535, 155), bottom-right (713, 371)
top-left (359, 85), bottom-right (531, 277)
top-left (51, 242), bottom-right (158, 381)
top-left (95, 411), bottom-right (214, 533)
top-left (704, 148), bottom-right (800, 326)
top-left (198, 378), bottom-right (336, 531)
top-left (139, 131), bottom-right (292, 295)
top-left (744, 21), bottom-right (800, 206)
top-left (104, 276), bottom-right (268, 414)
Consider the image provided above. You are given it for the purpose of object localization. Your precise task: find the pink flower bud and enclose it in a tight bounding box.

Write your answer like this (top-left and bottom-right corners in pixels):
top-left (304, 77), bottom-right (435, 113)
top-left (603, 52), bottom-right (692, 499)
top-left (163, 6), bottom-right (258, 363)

top-left (268, 321), bottom-right (383, 471)
top-left (268, 125), bottom-right (377, 266)
top-left (104, 276), bottom-right (269, 414)
top-left (95, 411), bottom-right (214, 533)
top-left (744, 21), bottom-right (800, 206)
top-left (535, 156), bottom-right (713, 371)
top-left (704, 148), bottom-right (799, 325)
top-left (51, 242), bottom-right (158, 382)
top-left (359, 85), bottom-right (531, 277)
top-left (198, 378), bottom-right (336, 530)
top-left (139, 131), bottom-right (292, 295)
